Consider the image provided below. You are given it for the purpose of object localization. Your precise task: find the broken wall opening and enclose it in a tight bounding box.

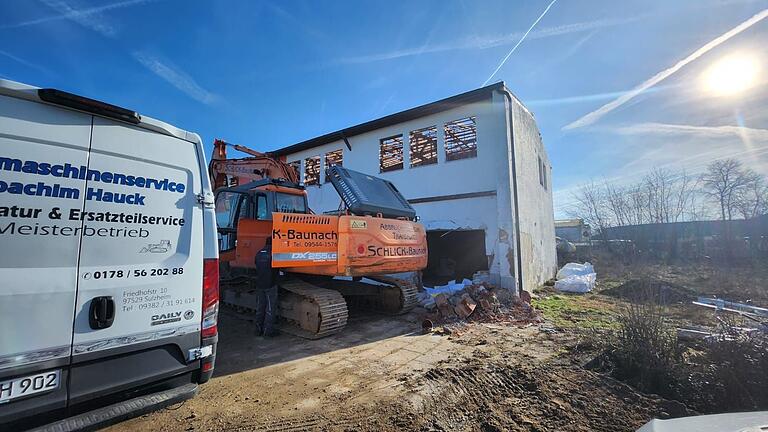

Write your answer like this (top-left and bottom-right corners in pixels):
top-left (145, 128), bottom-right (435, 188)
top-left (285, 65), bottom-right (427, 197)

top-left (304, 155), bottom-right (320, 186)
top-left (424, 229), bottom-right (488, 286)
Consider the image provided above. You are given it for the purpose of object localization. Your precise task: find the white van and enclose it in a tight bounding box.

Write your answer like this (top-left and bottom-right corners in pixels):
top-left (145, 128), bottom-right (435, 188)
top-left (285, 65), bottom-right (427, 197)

top-left (0, 79), bottom-right (219, 431)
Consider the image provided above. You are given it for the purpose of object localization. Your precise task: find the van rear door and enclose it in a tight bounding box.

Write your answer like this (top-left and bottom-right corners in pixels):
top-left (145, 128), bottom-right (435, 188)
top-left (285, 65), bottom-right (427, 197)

top-left (0, 94), bottom-right (91, 421)
top-left (68, 116), bottom-right (205, 405)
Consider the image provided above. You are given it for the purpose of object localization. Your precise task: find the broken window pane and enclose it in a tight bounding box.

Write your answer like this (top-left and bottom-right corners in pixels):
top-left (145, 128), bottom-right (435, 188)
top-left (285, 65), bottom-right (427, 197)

top-left (380, 134), bottom-right (404, 172)
top-left (444, 116), bottom-right (477, 161)
top-left (409, 126), bottom-right (437, 167)
top-left (304, 155), bottom-right (320, 186)
top-left (324, 149), bottom-right (343, 182)
top-left (288, 160), bottom-right (301, 182)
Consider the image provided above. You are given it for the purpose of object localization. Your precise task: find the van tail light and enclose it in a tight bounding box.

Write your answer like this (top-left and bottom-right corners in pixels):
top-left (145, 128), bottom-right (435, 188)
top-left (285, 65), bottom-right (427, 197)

top-left (201, 258), bottom-right (219, 338)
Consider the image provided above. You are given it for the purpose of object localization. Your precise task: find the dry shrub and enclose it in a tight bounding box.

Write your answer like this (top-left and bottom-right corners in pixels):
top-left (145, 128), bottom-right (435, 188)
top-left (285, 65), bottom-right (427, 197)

top-left (683, 330), bottom-right (768, 412)
top-left (609, 293), bottom-right (682, 395)
top-left (591, 289), bottom-right (768, 413)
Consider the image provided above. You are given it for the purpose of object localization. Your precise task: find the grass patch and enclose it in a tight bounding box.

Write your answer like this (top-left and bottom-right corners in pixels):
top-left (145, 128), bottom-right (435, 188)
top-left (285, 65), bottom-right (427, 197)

top-left (532, 293), bottom-right (618, 330)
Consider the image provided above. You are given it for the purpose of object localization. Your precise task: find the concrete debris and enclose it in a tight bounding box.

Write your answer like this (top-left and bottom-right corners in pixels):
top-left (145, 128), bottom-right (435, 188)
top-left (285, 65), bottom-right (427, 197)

top-left (472, 270), bottom-right (491, 285)
top-left (493, 286), bottom-right (513, 304)
top-left (424, 279), bottom-right (472, 297)
top-left (416, 291), bottom-right (436, 310)
top-left (419, 281), bottom-right (542, 332)
top-left (519, 290), bottom-right (532, 304)
top-left (434, 293), bottom-right (456, 319)
top-left (479, 298), bottom-right (493, 312)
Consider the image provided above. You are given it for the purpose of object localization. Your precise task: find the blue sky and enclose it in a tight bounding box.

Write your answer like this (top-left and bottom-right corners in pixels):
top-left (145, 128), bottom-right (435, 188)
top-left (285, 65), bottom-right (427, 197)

top-left (1, 0), bottom-right (767, 216)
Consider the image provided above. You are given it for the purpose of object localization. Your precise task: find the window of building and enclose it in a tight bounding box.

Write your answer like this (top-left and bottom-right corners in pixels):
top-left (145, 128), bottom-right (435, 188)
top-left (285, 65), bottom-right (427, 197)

top-left (324, 149), bottom-right (343, 182)
top-left (304, 155), bottom-right (320, 186)
top-left (288, 160), bottom-right (301, 182)
top-left (379, 134), bottom-right (404, 172)
top-left (543, 163), bottom-right (548, 191)
top-left (409, 126), bottom-right (437, 167)
top-left (538, 156), bottom-right (544, 186)
top-left (444, 116), bottom-right (477, 161)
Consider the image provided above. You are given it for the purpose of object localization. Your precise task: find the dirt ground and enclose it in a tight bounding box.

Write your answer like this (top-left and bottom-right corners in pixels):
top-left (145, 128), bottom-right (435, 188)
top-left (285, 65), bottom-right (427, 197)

top-left (106, 303), bottom-right (691, 432)
top-left (102, 256), bottom-right (768, 431)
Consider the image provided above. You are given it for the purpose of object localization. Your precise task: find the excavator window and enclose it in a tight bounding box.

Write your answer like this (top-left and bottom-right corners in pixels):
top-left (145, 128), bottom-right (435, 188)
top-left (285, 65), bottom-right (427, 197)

top-left (215, 190), bottom-right (253, 251)
top-left (275, 192), bottom-right (307, 214)
top-left (255, 194), bottom-right (268, 220)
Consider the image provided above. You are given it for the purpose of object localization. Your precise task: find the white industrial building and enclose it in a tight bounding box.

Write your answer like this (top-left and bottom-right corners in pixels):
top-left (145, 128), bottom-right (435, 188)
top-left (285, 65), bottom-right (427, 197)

top-left (273, 82), bottom-right (556, 293)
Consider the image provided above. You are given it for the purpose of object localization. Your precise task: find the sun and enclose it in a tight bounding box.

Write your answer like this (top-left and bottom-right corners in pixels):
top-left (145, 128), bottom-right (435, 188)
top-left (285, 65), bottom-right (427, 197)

top-left (703, 53), bottom-right (760, 96)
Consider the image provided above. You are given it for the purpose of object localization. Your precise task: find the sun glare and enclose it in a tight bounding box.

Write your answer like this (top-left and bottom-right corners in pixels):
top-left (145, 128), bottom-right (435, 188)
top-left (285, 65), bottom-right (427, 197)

top-left (703, 53), bottom-right (761, 96)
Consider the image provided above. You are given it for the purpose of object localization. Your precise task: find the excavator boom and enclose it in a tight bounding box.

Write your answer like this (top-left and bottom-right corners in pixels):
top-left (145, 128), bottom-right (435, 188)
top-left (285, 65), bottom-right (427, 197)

top-left (209, 138), bottom-right (299, 189)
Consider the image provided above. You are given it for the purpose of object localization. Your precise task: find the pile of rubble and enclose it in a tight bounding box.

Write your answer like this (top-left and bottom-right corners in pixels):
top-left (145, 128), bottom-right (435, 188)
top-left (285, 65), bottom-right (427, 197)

top-left (417, 280), bottom-right (542, 328)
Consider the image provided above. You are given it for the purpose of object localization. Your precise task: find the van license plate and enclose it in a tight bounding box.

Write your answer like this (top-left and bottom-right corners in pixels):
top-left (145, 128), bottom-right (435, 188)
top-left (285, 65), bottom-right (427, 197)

top-left (0, 370), bottom-right (60, 404)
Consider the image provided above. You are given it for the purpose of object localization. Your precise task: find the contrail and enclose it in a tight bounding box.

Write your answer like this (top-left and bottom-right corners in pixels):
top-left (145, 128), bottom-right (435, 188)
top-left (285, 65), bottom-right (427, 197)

top-left (563, 8), bottom-right (768, 130)
top-left (338, 14), bottom-right (644, 65)
top-left (482, 0), bottom-right (558, 86)
top-left (133, 51), bottom-right (219, 105)
top-left (528, 85), bottom-right (673, 107)
top-left (0, 0), bottom-right (156, 31)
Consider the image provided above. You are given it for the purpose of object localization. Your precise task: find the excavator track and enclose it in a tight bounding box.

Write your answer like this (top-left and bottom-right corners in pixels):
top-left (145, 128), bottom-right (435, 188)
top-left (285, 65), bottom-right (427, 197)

top-left (367, 276), bottom-right (420, 314)
top-left (325, 276), bottom-right (420, 315)
top-left (277, 278), bottom-right (348, 339)
top-left (219, 277), bottom-right (348, 339)
top-left (219, 276), bottom-right (417, 338)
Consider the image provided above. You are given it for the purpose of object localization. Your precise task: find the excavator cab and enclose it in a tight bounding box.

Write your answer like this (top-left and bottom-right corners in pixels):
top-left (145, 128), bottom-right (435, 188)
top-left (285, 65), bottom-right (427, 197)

top-left (214, 179), bottom-right (308, 275)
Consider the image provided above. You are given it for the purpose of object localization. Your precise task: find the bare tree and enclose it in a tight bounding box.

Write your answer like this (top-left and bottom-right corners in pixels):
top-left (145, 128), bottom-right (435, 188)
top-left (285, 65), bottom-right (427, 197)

top-left (627, 184), bottom-right (650, 225)
top-left (568, 181), bottom-right (610, 238)
top-left (735, 174), bottom-right (768, 219)
top-left (641, 168), bottom-right (696, 224)
top-left (687, 188), bottom-right (714, 221)
top-left (604, 182), bottom-right (632, 226)
top-left (700, 159), bottom-right (756, 221)
top-left (672, 171), bottom-right (697, 222)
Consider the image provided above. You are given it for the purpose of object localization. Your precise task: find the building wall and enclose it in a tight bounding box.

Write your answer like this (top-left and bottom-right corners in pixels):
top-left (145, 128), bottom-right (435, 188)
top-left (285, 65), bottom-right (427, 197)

top-left (556, 226), bottom-right (585, 243)
top-left (510, 98), bottom-right (557, 288)
top-left (284, 98), bottom-right (503, 209)
top-left (282, 90), bottom-right (555, 291)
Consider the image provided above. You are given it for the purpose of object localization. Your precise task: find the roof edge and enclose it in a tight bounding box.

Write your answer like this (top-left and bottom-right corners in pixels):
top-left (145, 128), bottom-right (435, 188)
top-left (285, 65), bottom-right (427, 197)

top-left (273, 81), bottom-right (507, 156)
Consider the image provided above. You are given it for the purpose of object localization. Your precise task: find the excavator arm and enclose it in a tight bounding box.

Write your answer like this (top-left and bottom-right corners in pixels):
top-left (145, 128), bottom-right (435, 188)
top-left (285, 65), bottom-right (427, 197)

top-left (209, 138), bottom-right (299, 190)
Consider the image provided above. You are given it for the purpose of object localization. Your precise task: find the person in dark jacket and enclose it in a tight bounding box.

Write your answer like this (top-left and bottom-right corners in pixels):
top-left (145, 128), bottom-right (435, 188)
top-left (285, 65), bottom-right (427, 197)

top-left (254, 237), bottom-right (279, 337)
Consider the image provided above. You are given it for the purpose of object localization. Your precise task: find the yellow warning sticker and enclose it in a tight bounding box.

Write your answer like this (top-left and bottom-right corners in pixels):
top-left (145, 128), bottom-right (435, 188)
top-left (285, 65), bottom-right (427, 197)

top-left (350, 219), bottom-right (368, 230)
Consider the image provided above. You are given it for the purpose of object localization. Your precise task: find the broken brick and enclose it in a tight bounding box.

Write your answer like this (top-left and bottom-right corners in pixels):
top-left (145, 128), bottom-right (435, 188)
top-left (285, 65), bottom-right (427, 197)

top-left (454, 293), bottom-right (477, 319)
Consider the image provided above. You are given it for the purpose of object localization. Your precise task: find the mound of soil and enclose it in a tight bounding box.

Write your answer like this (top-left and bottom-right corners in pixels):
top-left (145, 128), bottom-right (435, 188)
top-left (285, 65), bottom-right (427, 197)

top-left (269, 360), bottom-right (696, 432)
top-left (391, 360), bottom-right (695, 432)
top-left (602, 278), bottom-right (696, 304)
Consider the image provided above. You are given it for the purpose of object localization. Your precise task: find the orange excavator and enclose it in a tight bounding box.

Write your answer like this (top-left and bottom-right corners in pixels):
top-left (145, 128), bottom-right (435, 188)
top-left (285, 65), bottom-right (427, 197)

top-left (209, 139), bottom-right (428, 338)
